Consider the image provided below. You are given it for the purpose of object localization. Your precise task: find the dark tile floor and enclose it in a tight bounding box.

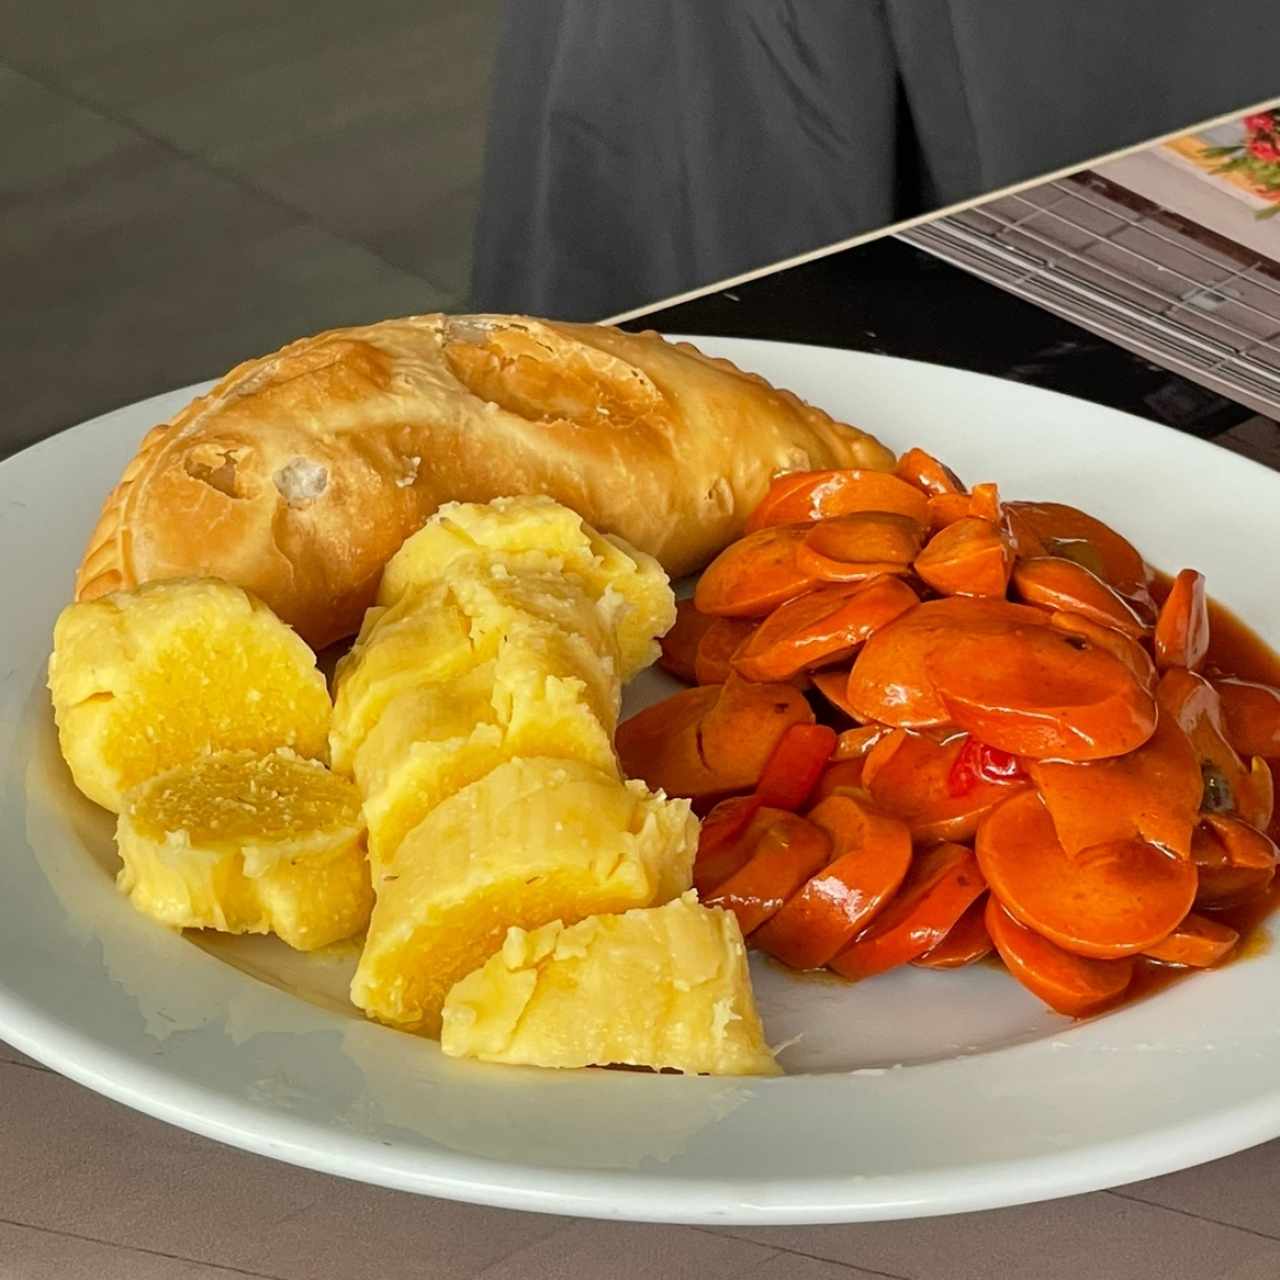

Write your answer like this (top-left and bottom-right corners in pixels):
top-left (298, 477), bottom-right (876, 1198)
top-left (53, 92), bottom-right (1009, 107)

top-left (1, 0), bottom-right (501, 457)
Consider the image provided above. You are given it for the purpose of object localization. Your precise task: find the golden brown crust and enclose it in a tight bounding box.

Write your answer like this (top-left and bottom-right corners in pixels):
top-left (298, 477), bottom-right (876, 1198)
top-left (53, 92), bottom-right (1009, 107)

top-left (76, 315), bottom-right (893, 648)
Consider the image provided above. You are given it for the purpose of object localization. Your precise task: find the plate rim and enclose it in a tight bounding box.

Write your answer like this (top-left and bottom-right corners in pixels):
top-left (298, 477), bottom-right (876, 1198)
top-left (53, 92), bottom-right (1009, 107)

top-left (3, 335), bottom-right (1279, 1224)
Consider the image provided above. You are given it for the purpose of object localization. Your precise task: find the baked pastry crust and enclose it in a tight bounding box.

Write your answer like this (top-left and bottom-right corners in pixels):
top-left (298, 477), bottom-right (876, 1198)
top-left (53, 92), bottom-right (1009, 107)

top-left (76, 315), bottom-right (892, 647)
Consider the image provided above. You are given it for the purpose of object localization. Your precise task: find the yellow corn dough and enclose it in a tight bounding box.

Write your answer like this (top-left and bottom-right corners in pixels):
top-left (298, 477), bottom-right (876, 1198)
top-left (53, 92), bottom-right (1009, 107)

top-left (441, 892), bottom-right (779, 1076)
top-left (328, 582), bottom-right (485, 775)
top-left (350, 757), bottom-right (695, 1037)
top-left (377, 495), bottom-right (674, 678)
top-left (117, 748), bottom-right (371, 951)
top-left (49, 578), bottom-right (330, 812)
top-left (354, 623), bottom-right (619, 872)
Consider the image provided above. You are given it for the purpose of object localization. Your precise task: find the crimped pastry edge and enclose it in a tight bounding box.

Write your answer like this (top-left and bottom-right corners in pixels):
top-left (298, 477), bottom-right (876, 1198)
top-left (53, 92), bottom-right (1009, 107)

top-left (74, 316), bottom-right (886, 612)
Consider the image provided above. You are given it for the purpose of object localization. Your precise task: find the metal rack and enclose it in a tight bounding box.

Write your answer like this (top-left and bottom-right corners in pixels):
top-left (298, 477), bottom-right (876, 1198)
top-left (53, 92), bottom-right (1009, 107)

top-left (898, 177), bottom-right (1280, 419)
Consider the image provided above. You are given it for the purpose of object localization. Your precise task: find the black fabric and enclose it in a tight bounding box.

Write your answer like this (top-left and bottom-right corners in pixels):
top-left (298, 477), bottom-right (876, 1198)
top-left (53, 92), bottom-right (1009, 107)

top-left (472, 1), bottom-right (1279, 321)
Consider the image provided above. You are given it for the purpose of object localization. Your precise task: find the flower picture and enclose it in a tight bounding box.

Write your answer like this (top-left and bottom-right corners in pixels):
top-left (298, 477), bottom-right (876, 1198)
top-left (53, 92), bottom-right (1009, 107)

top-left (1201, 109), bottom-right (1280, 218)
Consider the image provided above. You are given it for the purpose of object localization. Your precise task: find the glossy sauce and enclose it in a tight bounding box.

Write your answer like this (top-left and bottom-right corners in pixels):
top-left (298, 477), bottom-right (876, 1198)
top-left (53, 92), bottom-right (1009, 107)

top-left (702, 566), bottom-right (1280, 1015)
top-left (963, 582), bottom-right (1278, 1014)
top-left (1125, 884), bottom-right (1277, 1006)
top-left (779, 586), bottom-right (1280, 1010)
top-left (1161, 575), bottom-right (1280, 842)
top-left (1116, 576), bottom-right (1279, 1010)
top-left (1151, 571), bottom-right (1280, 684)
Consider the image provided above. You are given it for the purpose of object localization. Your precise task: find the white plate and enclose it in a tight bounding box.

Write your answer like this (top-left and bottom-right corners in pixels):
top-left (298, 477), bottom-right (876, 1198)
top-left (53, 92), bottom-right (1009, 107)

top-left (2, 339), bottom-right (1278, 1225)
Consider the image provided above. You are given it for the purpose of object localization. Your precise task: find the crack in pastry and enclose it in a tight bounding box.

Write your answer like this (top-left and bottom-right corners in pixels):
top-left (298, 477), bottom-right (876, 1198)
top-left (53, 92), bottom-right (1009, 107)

top-left (75, 314), bottom-right (891, 648)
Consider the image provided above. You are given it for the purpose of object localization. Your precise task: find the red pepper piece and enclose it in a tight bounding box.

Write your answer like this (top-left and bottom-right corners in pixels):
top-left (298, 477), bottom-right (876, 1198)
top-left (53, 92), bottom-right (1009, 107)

top-left (946, 738), bottom-right (1027, 798)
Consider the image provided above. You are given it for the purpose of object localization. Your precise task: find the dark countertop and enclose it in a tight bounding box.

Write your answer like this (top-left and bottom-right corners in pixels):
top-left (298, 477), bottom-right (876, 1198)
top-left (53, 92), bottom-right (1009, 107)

top-left (4, 232), bottom-right (1258, 467)
top-left (624, 235), bottom-right (1256, 441)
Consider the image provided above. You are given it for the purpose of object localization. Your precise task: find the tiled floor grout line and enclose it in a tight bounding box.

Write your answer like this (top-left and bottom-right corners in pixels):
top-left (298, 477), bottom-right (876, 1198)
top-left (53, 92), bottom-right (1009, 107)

top-left (463, 1221), bottom-right (612, 1280)
top-left (732, 1246), bottom-right (791, 1278)
top-left (0, 54), bottom-right (459, 302)
top-left (0, 1055), bottom-right (54, 1075)
top-left (1104, 1188), bottom-right (1280, 1244)
top-left (691, 1227), bottom-right (916, 1280)
top-left (255, 1192), bottom-right (328, 1235)
top-left (0, 1216), bottom-right (287, 1280)
top-left (741, 1241), bottom-right (904, 1280)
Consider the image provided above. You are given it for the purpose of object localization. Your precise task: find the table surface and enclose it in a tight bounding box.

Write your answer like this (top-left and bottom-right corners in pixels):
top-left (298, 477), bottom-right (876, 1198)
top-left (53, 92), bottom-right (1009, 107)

top-left (6, 235), bottom-right (1280, 1280)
